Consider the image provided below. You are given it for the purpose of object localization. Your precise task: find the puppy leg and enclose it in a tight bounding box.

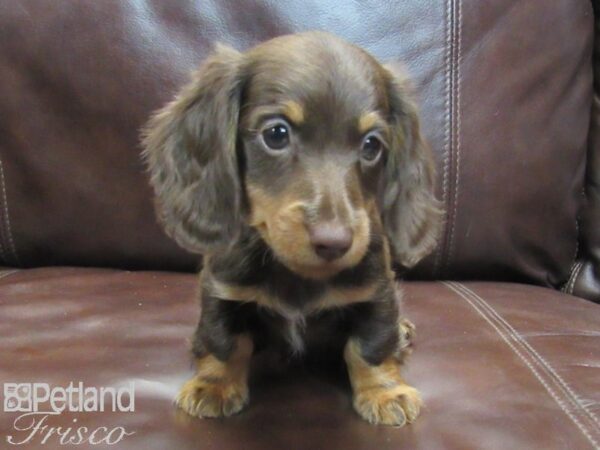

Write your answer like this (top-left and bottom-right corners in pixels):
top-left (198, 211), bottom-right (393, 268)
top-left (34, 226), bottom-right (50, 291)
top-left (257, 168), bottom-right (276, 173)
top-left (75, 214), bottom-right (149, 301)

top-left (176, 334), bottom-right (253, 418)
top-left (344, 299), bottom-right (421, 426)
top-left (176, 292), bottom-right (253, 418)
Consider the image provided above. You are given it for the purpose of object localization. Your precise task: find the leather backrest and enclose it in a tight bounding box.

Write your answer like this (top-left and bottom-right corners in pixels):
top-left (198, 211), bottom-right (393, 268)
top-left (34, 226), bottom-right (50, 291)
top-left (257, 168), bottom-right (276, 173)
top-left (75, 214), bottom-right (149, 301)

top-left (0, 0), bottom-right (593, 290)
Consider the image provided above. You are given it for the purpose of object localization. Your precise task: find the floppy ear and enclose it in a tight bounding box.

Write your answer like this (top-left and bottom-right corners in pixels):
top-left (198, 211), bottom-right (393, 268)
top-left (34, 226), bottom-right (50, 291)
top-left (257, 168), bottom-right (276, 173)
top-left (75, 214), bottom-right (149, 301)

top-left (381, 66), bottom-right (443, 269)
top-left (141, 45), bottom-right (245, 253)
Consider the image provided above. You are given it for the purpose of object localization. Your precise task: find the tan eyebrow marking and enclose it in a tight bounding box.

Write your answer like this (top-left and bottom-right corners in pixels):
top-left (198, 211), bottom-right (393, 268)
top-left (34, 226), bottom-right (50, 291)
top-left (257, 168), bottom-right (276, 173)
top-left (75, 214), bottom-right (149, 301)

top-left (358, 111), bottom-right (385, 134)
top-left (282, 100), bottom-right (305, 125)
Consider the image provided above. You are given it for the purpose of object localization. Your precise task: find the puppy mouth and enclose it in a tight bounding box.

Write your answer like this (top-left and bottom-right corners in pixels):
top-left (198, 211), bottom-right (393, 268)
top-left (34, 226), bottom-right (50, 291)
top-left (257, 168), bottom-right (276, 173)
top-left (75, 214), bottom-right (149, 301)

top-left (251, 223), bottom-right (347, 277)
top-left (282, 258), bottom-right (350, 280)
top-left (249, 201), bottom-right (371, 280)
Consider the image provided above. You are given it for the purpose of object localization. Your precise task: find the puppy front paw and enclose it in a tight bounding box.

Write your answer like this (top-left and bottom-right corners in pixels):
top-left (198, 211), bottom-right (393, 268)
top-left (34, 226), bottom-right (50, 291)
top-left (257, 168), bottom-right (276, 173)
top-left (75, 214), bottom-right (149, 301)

top-left (398, 318), bottom-right (416, 346)
top-left (353, 383), bottom-right (422, 426)
top-left (175, 376), bottom-right (249, 418)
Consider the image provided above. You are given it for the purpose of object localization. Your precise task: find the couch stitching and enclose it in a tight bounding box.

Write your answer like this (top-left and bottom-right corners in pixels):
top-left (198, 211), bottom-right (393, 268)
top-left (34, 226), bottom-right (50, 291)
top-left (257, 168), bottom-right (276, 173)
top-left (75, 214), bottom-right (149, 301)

top-left (0, 179), bottom-right (10, 265)
top-left (562, 261), bottom-right (575, 294)
top-left (565, 260), bottom-right (581, 294)
top-left (568, 187), bottom-right (586, 290)
top-left (446, 0), bottom-right (462, 271)
top-left (573, 261), bottom-right (585, 294)
top-left (0, 159), bottom-right (19, 265)
top-left (454, 282), bottom-right (600, 428)
top-left (572, 208), bottom-right (581, 277)
top-left (562, 182), bottom-right (585, 294)
top-left (569, 261), bottom-right (585, 295)
top-left (0, 218), bottom-right (7, 263)
top-left (443, 282), bottom-right (599, 448)
top-left (0, 269), bottom-right (19, 281)
top-left (566, 262), bottom-right (577, 294)
top-left (0, 160), bottom-right (7, 264)
top-left (444, 281), bottom-right (600, 447)
top-left (433, 0), bottom-right (453, 276)
top-left (563, 260), bottom-right (579, 294)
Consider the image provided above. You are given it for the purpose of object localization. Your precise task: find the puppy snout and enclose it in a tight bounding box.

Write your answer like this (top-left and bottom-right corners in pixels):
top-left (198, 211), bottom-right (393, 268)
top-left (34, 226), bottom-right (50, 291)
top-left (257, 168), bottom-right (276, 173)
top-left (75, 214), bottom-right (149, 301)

top-left (308, 222), bottom-right (353, 261)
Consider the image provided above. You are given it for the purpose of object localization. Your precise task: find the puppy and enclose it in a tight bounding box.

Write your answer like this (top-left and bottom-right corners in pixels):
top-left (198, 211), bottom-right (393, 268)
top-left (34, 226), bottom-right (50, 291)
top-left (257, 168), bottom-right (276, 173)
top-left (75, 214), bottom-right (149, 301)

top-left (142, 31), bottom-right (441, 426)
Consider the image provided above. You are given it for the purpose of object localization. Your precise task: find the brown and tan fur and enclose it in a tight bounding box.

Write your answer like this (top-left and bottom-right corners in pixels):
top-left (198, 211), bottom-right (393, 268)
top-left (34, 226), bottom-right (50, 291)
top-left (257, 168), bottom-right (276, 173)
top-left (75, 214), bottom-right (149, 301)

top-left (176, 335), bottom-right (253, 417)
top-left (142, 31), bottom-right (442, 426)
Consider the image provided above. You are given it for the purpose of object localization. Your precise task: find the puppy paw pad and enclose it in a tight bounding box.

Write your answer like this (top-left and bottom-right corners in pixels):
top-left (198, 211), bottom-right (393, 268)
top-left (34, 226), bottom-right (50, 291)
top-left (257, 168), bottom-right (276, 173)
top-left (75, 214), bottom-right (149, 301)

top-left (354, 384), bottom-right (422, 426)
top-left (175, 377), bottom-right (248, 418)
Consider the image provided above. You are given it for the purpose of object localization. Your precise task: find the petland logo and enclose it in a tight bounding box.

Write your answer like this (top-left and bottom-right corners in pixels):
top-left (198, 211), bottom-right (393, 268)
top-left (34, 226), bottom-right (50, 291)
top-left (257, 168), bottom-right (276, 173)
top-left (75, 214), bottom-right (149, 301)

top-left (3, 382), bottom-right (135, 446)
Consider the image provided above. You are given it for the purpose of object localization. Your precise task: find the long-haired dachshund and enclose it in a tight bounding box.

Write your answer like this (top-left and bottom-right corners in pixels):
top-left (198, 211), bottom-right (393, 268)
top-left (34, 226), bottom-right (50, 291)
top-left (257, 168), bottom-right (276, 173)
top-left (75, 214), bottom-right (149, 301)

top-left (142, 31), bottom-right (441, 426)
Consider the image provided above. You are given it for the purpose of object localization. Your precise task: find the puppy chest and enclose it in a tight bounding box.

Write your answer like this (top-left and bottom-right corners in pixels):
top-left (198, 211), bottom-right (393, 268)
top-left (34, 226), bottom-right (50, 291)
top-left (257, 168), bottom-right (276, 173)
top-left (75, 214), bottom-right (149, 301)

top-left (253, 303), bottom-right (357, 357)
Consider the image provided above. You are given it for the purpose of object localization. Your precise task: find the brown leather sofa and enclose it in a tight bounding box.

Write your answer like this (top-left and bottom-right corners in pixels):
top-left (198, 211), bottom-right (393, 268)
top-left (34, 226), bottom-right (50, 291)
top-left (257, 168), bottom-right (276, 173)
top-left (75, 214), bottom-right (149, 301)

top-left (1, 1), bottom-right (599, 449)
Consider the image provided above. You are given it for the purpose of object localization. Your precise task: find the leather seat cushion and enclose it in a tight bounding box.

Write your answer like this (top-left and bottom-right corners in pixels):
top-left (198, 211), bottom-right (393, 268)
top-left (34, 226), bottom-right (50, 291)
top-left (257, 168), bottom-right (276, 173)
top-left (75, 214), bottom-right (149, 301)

top-left (1, 268), bottom-right (598, 449)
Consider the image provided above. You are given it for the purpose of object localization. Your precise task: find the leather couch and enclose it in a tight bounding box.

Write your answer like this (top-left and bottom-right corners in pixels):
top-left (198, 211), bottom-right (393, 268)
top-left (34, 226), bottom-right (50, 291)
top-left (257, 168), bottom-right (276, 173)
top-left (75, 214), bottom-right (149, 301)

top-left (1, 1), bottom-right (599, 449)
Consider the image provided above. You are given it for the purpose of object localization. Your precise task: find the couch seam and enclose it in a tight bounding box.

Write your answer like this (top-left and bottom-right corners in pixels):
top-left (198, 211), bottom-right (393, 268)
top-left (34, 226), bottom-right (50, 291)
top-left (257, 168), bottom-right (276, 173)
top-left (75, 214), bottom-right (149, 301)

top-left (0, 269), bottom-right (19, 281)
top-left (563, 260), bottom-right (577, 294)
top-left (0, 159), bottom-right (19, 266)
top-left (568, 261), bottom-right (585, 295)
top-left (562, 260), bottom-right (583, 295)
top-left (443, 281), bottom-right (600, 449)
top-left (446, 0), bottom-right (462, 271)
top-left (0, 217), bottom-right (7, 263)
top-left (563, 186), bottom-right (584, 294)
top-left (455, 282), bottom-right (600, 429)
top-left (562, 260), bottom-right (576, 294)
top-left (0, 158), bottom-right (7, 264)
top-left (572, 192), bottom-right (582, 273)
top-left (433, 0), bottom-right (453, 276)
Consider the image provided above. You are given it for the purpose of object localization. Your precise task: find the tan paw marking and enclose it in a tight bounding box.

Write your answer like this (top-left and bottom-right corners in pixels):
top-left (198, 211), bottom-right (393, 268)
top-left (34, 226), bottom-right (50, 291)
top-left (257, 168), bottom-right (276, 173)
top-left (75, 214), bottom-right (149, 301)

top-left (353, 383), bottom-right (422, 426)
top-left (176, 376), bottom-right (248, 418)
top-left (344, 338), bottom-right (421, 426)
top-left (398, 318), bottom-right (416, 360)
top-left (399, 318), bottom-right (416, 344)
top-left (176, 335), bottom-right (253, 418)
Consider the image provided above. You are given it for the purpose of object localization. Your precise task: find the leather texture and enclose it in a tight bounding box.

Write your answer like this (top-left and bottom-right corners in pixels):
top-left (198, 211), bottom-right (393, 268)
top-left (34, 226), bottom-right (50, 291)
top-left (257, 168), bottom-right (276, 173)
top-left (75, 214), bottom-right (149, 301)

top-left (0, 0), bottom-right (594, 290)
top-left (0, 268), bottom-right (598, 449)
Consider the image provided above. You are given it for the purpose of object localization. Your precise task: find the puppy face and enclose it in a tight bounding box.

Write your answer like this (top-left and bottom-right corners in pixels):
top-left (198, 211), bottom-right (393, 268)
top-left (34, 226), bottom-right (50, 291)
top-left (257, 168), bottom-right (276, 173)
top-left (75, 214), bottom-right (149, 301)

top-left (239, 37), bottom-right (392, 278)
top-left (142, 32), bottom-right (441, 279)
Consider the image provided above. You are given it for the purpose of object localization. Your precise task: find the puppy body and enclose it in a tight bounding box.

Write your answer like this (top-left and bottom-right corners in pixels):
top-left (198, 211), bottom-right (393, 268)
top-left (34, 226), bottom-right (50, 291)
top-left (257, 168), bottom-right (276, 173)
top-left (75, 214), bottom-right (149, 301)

top-left (195, 228), bottom-right (416, 425)
top-left (142, 31), bottom-right (441, 426)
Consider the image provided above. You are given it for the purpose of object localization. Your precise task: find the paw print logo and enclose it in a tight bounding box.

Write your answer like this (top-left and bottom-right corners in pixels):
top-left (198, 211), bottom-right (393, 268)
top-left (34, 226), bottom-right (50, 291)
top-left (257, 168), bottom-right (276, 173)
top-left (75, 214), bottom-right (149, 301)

top-left (4, 383), bottom-right (32, 412)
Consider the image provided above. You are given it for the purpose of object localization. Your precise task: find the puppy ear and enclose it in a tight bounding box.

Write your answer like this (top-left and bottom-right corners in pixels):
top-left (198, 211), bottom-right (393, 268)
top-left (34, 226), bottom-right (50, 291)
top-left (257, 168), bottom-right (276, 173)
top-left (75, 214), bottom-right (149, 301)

top-left (381, 66), bottom-right (443, 269)
top-left (141, 45), bottom-right (245, 253)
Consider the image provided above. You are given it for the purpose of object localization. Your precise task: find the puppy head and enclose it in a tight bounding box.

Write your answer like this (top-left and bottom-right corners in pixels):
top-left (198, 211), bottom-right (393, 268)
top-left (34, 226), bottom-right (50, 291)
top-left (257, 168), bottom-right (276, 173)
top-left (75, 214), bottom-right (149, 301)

top-left (142, 32), bottom-right (442, 279)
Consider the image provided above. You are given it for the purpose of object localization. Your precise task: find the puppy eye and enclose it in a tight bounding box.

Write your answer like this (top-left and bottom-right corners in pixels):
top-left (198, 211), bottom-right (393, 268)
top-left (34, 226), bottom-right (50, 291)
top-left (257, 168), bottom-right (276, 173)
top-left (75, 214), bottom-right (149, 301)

top-left (361, 134), bottom-right (383, 163)
top-left (261, 122), bottom-right (290, 151)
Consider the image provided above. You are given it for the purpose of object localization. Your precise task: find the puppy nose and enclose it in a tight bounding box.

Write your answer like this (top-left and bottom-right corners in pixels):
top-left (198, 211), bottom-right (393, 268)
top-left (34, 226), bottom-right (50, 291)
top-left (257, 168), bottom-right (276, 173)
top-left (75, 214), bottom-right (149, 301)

top-left (309, 223), bottom-right (353, 261)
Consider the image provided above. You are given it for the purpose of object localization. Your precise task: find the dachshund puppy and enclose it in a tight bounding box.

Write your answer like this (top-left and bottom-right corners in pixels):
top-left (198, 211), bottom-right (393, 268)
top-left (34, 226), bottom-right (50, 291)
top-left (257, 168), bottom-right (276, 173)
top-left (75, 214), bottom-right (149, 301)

top-left (142, 31), bottom-right (441, 426)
